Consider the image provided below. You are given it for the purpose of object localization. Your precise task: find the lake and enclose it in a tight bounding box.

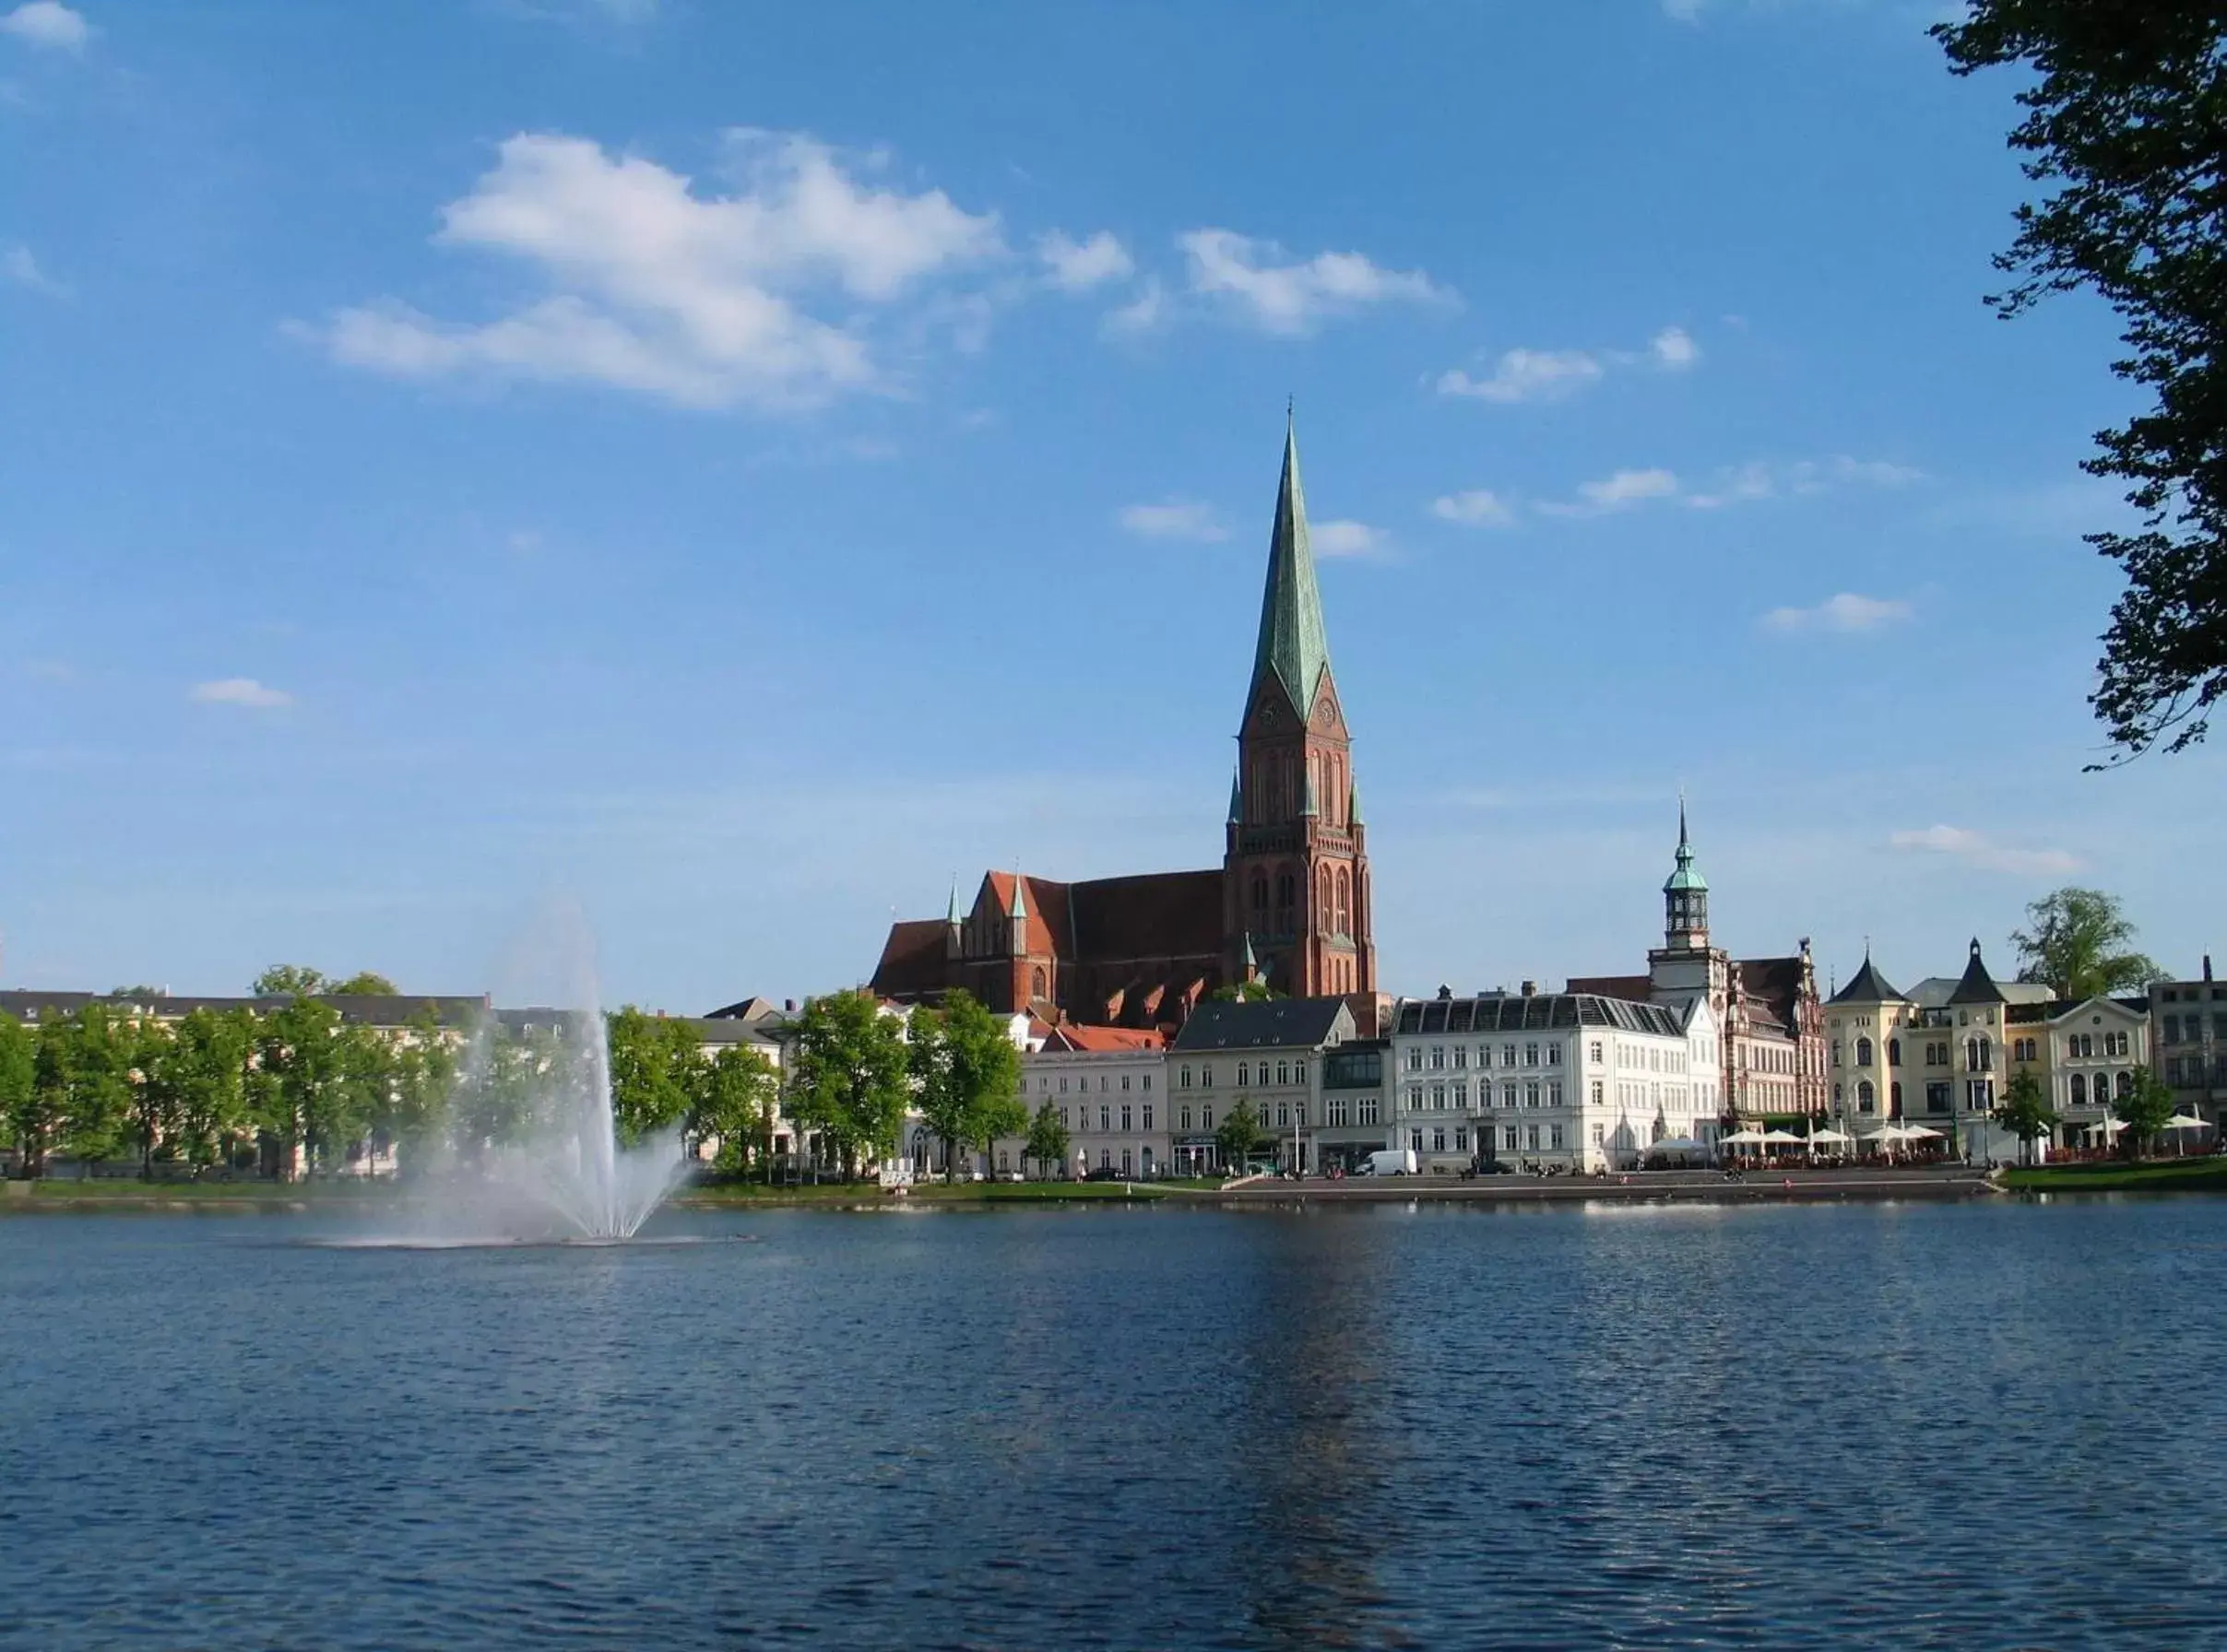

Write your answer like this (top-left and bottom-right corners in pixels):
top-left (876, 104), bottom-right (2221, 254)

top-left (3, 1198), bottom-right (2223, 1649)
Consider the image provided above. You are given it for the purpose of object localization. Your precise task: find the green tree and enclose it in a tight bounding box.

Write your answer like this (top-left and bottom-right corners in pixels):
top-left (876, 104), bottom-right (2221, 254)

top-left (1023, 1100), bottom-right (1071, 1180)
top-left (252, 997), bottom-right (349, 1178)
top-left (905, 1007), bottom-right (968, 1180)
top-left (946, 993), bottom-right (1026, 1180)
top-left (326, 973), bottom-right (401, 996)
top-left (53, 1005), bottom-right (139, 1174)
top-left (384, 1013), bottom-right (458, 1174)
top-left (0, 1013), bottom-right (37, 1176)
top-left (1211, 980), bottom-right (1277, 1003)
top-left (1992, 1067), bottom-right (2059, 1168)
top-left (1215, 1096), bottom-right (1264, 1174)
top-left (605, 1008), bottom-right (707, 1146)
top-left (2114, 1067), bottom-right (2178, 1159)
top-left (253, 965), bottom-right (331, 997)
top-left (2010, 888), bottom-right (2161, 999)
top-left (785, 992), bottom-right (909, 1179)
top-left (1936, 7), bottom-right (2227, 757)
top-left (693, 1044), bottom-right (780, 1174)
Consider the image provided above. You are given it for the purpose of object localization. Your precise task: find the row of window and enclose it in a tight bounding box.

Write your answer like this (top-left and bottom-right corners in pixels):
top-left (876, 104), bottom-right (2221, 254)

top-left (1403, 1080), bottom-right (1566, 1113)
top-left (1059, 1104), bottom-right (1155, 1134)
top-left (1404, 1041), bottom-right (1567, 1073)
top-left (2161, 1014), bottom-right (2227, 1044)
top-left (1834, 1035), bottom-right (2001, 1071)
top-left (1836, 1078), bottom-right (1998, 1113)
top-left (1177, 1060), bottom-right (1306, 1090)
top-left (1035, 1070), bottom-right (1155, 1095)
top-left (2165, 1055), bottom-right (2227, 1085)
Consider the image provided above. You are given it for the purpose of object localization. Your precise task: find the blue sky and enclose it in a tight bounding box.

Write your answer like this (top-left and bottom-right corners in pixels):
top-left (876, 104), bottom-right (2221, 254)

top-left (3, 0), bottom-right (2219, 1010)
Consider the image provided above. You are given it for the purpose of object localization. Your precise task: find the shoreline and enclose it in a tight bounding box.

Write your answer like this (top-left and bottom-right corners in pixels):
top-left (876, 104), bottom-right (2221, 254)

top-left (6, 1160), bottom-right (2223, 1214)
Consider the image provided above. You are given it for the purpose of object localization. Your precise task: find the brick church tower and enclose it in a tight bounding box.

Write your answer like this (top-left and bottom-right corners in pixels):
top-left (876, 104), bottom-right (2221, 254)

top-left (1223, 417), bottom-right (1375, 998)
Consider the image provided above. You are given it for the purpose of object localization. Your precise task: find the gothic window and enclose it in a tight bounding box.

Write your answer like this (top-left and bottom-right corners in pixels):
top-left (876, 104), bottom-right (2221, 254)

top-left (2116, 1070), bottom-right (2134, 1100)
top-left (1030, 966), bottom-right (1048, 1001)
top-left (1250, 873), bottom-right (1267, 917)
top-left (1275, 869), bottom-right (1296, 925)
top-left (1857, 1080), bottom-right (1875, 1112)
top-left (1318, 867), bottom-right (1333, 928)
top-left (1335, 867), bottom-right (1351, 935)
top-left (1888, 1038), bottom-right (1901, 1067)
top-left (1856, 1037), bottom-right (1874, 1068)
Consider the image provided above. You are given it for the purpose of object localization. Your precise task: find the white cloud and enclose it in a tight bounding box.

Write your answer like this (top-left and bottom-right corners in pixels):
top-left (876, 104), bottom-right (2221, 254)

top-left (1430, 490), bottom-right (1516, 528)
top-left (1761, 592), bottom-right (1913, 633)
top-left (1118, 501), bottom-right (1227, 542)
top-left (1663, 0), bottom-right (1705, 21)
top-left (1102, 275), bottom-right (1166, 336)
top-left (191, 678), bottom-right (292, 711)
top-left (1, 3), bottom-right (89, 50)
top-left (3, 244), bottom-right (65, 297)
top-left (1652, 325), bottom-right (1700, 369)
top-left (311, 129), bottom-right (1004, 410)
top-left (1686, 454), bottom-right (1923, 509)
top-left (1437, 348), bottom-right (1603, 404)
top-left (1889, 824), bottom-right (2080, 878)
top-left (1177, 228), bottom-right (1447, 335)
top-left (1538, 468), bottom-right (1680, 517)
top-left (1037, 229), bottom-right (1132, 290)
top-left (1439, 324), bottom-right (1698, 404)
top-left (1311, 519), bottom-right (1392, 560)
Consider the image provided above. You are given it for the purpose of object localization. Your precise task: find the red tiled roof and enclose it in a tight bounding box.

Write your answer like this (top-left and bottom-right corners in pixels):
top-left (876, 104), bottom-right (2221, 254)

top-left (1044, 1023), bottom-right (1165, 1052)
top-left (1069, 870), bottom-right (1223, 961)
top-left (869, 919), bottom-right (951, 999)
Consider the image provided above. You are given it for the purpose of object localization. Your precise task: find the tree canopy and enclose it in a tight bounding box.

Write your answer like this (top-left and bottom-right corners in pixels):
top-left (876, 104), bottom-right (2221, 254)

top-left (1992, 1068), bottom-right (2059, 1166)
top-left (1024, 1099), bottom-right (1070, 1178)
top-left (2113, 1067), bottom-right (2179, 1155)
top-left (2010, 887), bottom-right (2160, 998)
top-left (785, 992), bottom-right (910, 1177)
top-left (1936, 6), bottom-right (2227, 756)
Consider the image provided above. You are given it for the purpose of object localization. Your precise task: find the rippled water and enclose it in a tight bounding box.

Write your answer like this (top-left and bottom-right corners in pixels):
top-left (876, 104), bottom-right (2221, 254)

top-left (4, 1198), bottom-right (2225, 1649)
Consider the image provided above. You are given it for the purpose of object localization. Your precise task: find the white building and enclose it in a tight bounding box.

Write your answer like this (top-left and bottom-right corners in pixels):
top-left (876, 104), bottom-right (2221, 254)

top-left (1390, 987), bottom-right (1712, 1174)
top-left (1003, 1024), bottom-right (1167, 1179)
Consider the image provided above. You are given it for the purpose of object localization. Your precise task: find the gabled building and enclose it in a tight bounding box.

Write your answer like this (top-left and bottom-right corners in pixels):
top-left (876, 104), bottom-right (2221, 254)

top-left (868, 418), bottom-right (1378, 1032)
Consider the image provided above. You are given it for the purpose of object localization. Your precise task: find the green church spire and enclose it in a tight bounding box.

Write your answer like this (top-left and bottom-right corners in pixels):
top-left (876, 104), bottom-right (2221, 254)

top-left (1248, 412), bottom-right (1333, 718)
top-left (1227, 765), bottom-right (1242, 825)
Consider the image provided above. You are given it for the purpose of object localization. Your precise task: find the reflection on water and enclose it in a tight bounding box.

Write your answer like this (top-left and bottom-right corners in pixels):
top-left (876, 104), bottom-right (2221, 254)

top-left (4, 1198), bottom-right (2226, 1648)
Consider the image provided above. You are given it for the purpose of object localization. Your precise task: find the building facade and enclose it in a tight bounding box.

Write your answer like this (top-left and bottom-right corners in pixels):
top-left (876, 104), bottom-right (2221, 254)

top-left (1167, 996), bottom-right (1360, 1174)
top-left (2150, 962), bottom-right (2227, 1127)
top-left (1391, 988), bottom-right (1709, 1174)
top-left (868, 419), bottom-right (1377, 1032)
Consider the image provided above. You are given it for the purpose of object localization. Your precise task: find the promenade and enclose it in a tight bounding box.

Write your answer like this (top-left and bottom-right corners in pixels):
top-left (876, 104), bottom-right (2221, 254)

top-left (1204, 1164), bottom-right (1998, 1206)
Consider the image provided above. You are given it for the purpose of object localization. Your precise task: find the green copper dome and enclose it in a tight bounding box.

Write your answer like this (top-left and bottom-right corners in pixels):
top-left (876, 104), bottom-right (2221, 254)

top-left (1663, 799), bottom-right (1708, 893)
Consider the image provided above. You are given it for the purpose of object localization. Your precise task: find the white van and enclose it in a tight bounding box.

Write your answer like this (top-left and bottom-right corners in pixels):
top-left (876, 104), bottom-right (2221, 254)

top-left (1364, 1148), bottom-right (1417, 1177)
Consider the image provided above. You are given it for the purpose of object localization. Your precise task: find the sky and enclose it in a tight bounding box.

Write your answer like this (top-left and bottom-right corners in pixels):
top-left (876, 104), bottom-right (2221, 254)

top-left (3, 0), bottom-right (2220, 1011)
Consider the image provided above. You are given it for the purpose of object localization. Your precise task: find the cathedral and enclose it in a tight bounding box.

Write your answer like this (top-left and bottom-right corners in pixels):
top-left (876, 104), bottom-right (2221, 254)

top-left (869, 418), bottom-right (1378, 1031)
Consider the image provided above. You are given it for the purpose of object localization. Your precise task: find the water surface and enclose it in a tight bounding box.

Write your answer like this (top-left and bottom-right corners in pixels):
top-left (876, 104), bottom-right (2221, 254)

top-left (3, 1198), bottom-right (2221, 1648)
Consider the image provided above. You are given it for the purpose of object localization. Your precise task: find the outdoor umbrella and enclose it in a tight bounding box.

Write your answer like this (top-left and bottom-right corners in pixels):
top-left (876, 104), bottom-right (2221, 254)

top-left (1721, 1128), bottom-right (1767, 1146)
top-left (1806, 1127), bottom-right (1854, 1146)
top-left (1759, 1129), bottom-right (1806, 1144)
top-left (1901, 1125), bottom-right (1943, 1140)
top-left (2162, 1113), bottom-right (2209, 1155)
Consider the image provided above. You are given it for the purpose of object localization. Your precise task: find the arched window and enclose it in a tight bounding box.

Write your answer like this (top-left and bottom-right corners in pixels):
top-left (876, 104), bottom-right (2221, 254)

top-left (1335, 867), bottom-right (1351, 936)
top-left (1978, 1036), bottom-right (1993, 1073)
top-left (1856, 1037), bottom-right (1874, 1068)
top-left (2116, 1070), bottom-right (2134, 1100)
top-left (2069, 1073), bottom-right (2088, 1106)
top-left (1250, 872), bottom-right (1267, 916)
top-left (1236, 1062), bottom-right (1250, 1087)
top-left (1887, 1038), bottom-right (1901, 1068)
top-left (1275, 869), bottom-right (1296, 924)
top-left (1029, 966), bottom-right (1047, 1001)
top-left (1889, 1081), bottom-right (1902, 1115)
top-left (1857, 1080), bottom-right (1875, 1113)
top-left (1318, 867), bottom-right (1333, 927)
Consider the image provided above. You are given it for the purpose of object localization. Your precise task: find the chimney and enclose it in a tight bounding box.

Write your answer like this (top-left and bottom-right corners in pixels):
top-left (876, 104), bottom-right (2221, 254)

top-left (1521, 980), bottom-right (1537, 997)
top-left (785, 998), bottom-right (798, 1012)
top-left (2206, 956), bottom-right (2214, 984)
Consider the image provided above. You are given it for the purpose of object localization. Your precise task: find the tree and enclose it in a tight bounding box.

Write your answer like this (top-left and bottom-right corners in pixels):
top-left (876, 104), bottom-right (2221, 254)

top-left (53, 1005), bottom-right (140, 1174)
top-left (604, 1008), bottom-right (706, 1146)
top-left (693, 1044), bottom-right (780, 1174)
top-left (253, 965), bottom-right (331, 997)
top-left (905, 1007), bottom-right (969, 1180)
top-left (1936, 7), bottom-right (2227, 757)
top-left (785, 992), bottom-right (909, 1179)
top-left (1992, 1067), bottom-right (2059, 1168)
top-left (946, 993), bottom-right (1026, 1181)
top-left (2010, 887), bottom-right (2160, 999)
top-left (1023, 1100), bottom-right (1070, 1180)
top-left (327, 973), bottom-right (400, 997)
top-left (1211, 980), bottom-right (1277, 1003)
top-left (0, 1014), bottom-right (36, 1176)
top-left (149, 1008), bottom-right (256, 1174)
top-left (1215, 1097), bottom-right (1264, 1174)
top-left (251, 997), bottom-right (349, 1178)
top-left (2114, 1067), bottom-right (2177, 1159)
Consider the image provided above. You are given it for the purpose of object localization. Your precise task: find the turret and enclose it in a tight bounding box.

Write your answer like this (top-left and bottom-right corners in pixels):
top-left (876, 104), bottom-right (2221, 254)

top-left (1663, 795), bottom-right (1710, 950)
